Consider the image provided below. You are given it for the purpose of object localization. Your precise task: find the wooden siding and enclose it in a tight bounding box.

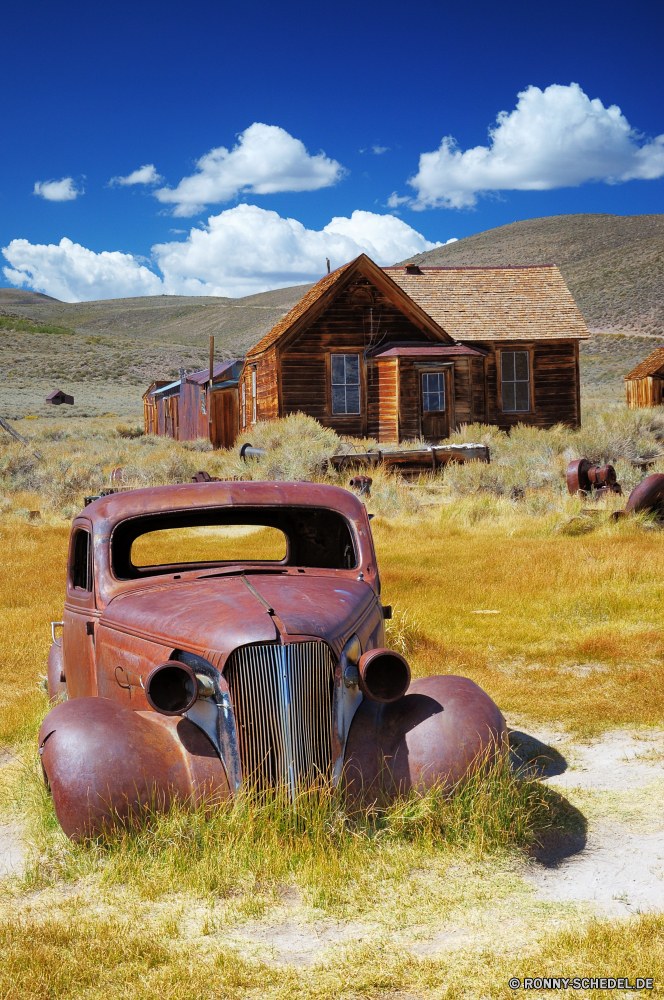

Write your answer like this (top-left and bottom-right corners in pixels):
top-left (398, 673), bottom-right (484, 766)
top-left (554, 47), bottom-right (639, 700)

top-left (144, 397), bottom-right (158, 435)
top-left (210, 386), bottom-right (239, 448)
top-left (397, 359), bottom-right (423, 441)
top-left (475, 339), bottom-right (579, 429)
top-left (368, 358), bottom-right (398, 441)
top-left (178, 380), bottom-right (209, 441)
top-left (626, 376), bottom-right (663, 409)
top-left (279, 275), bottom-right (440, 437)
top-left (451, 358), bottom-right (472, 426)
top-left (240, 349), bottom-right (280, 429)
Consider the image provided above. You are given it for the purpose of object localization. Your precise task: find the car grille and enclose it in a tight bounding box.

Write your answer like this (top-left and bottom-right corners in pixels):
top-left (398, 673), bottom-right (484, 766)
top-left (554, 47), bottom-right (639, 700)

top-left (225, 641), bottom-right (335, 792)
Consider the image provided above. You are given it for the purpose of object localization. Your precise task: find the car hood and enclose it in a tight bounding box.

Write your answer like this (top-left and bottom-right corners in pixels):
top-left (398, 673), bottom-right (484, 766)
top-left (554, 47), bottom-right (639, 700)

top-left (101, 573), bottom-right (376, 662)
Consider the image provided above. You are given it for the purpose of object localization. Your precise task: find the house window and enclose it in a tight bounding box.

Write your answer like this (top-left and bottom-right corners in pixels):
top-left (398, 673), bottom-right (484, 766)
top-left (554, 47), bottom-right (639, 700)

top-left (501, 351), bottom-right (530, 412)
top-left (422, 372), bottom-right (445, 412)
top-left (252, 370), bottom-right (257, 423)
top-left (331, 354), bottom-right (360, 415)
top-left (71, 528), bottom-right (92, 591)
top-left (200, 388), bottom-right (206, 415)
top-left (241, 382), bottom-right (246, 427)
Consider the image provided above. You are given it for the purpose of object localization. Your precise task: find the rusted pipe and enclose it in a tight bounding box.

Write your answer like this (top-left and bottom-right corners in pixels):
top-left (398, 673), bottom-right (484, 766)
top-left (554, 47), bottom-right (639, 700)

top-left (358, 648), bottom-right (411, 703)
top-left (567, 459), bottom-right (622, 496)
top-left (239, 443), bottom-right (267, 461)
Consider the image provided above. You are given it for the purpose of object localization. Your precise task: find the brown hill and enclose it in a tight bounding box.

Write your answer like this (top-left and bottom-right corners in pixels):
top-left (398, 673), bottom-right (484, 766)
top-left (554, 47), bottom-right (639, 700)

top-left (401, 213), bottom-right (664, 336)
top-left (0, 284), bottom-right (314, 419)
top-left (0, 284), bottom-right (313, 356)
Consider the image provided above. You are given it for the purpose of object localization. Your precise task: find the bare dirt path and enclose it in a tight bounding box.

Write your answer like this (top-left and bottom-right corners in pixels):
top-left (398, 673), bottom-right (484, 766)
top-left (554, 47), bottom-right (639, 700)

top-left (511, 725), bottom-right (664, 915)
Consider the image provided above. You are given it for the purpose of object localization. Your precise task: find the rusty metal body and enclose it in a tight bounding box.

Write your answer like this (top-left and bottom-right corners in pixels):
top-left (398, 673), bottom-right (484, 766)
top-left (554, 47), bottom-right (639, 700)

top-left (566, 459), bottom-right (622, 497)
top-left (349, 475), bottom-right (372, 497)
top-left (625, 473), bottom-right (664, 516)
top-left (41, 481), bottom-right (504, 838)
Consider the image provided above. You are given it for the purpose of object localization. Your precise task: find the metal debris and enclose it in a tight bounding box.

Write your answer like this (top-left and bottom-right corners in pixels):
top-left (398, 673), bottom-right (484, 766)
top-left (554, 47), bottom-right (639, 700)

top-left (191, 470), bottom-right (222, 482)
top-left (566, 459), bottom-right (622, 497)
top-left (349, 475), bottom-right (372, 497)
top-left (625, 473), bottom-right (664, 517)
top-left (240, 443), bottom-right (268, 461)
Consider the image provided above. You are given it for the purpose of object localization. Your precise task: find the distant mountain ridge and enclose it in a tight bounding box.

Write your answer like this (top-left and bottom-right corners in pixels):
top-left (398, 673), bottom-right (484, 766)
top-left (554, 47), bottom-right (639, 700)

top-left (399, 213), bottom-right (664, 336)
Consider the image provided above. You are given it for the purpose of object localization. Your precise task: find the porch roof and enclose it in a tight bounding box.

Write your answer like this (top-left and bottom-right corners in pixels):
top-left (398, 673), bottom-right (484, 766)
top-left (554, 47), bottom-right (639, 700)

top-left (372, 343), bottom-right (486, 359)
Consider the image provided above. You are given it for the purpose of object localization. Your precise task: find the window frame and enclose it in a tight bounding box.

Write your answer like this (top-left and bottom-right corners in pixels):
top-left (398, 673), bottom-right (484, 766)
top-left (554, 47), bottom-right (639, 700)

top-left (70, 527), bottom-right (93, 592)
top-left (329, 352), bottom-right (362, 417)
top-left (498, 348), bottom-right (533, 414)
top-left (421, 370), bottom-right (447, 413)
top-left (241, 381), bottom-right (246, 427)
top-left (251, 369), bottom-right (257, 423)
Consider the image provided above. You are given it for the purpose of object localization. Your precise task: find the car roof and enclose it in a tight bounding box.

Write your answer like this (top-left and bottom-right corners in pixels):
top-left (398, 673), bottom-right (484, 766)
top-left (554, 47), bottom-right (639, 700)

top-left (79, 481), bottom-right (368, 530)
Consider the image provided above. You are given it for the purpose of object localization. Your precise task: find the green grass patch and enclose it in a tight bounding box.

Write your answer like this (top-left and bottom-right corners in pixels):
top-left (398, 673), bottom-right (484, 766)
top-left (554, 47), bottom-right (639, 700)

top-left (0, 315), bottom-right (75, 336)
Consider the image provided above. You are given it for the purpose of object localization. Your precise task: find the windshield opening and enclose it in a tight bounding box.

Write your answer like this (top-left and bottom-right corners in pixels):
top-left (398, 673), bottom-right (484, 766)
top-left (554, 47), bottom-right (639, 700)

top-left (111, 505), bottom-right (357, 579)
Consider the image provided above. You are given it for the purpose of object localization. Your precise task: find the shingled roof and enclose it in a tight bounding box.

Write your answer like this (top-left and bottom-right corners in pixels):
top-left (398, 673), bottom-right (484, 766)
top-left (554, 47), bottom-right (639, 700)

top-left (625, 348), bottom-right (664, 380)
top-left (245, 254), bottom-right (453, 359)
top-left (383, 264), bottom-right (589, 341)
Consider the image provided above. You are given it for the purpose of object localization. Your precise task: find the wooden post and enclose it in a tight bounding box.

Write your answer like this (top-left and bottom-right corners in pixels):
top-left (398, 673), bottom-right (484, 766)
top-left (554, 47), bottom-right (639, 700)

top-left (208, 335), bottom-right (214, 443)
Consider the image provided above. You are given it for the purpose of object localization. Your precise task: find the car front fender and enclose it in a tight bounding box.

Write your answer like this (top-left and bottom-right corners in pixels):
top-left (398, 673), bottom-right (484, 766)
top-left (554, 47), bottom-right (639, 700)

top-left (38, 697), bottom-right (230, 840)
top-left (343, 675), bottom-right (506, 800)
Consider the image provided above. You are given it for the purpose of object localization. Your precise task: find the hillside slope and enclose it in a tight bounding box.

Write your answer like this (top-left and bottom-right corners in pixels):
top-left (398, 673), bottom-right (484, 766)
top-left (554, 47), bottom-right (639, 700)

top-left (0, 284), bottom-right (314, 418)
top-left (0, 283), bottom-right (314, 356)
top-left (401, 214), bottom-right (664, 336)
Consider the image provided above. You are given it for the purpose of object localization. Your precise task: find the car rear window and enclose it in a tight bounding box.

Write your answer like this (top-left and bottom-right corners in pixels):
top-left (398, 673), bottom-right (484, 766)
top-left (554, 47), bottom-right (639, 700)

top-left (111, 505), bottom-right (357, 578)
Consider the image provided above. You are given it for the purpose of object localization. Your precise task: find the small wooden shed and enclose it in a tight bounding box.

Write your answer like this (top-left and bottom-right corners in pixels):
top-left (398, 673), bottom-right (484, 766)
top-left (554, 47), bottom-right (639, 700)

top-left (625, 348), bottom-right (664, 408)
top-left (143, 381), bottom-right (169, 434)
top-left (143, 362), bottom-right (242, 446)
top-left (46, 389), bottom-right (74, 405)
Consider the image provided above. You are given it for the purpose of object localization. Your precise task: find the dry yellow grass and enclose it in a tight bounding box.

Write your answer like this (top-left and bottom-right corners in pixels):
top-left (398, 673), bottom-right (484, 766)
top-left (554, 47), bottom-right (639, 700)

top-left (373, 509), bottom-right (664, 734)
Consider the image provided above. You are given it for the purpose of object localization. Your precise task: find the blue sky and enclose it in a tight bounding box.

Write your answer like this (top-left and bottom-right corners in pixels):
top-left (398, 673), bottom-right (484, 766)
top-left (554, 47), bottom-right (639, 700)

top-left (1, 0), bottom-right (662, 300)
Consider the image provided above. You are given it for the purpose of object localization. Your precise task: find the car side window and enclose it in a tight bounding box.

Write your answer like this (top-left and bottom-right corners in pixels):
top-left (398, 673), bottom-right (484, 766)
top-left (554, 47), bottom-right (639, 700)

top-left (71, 528), bottom-right (92, 591)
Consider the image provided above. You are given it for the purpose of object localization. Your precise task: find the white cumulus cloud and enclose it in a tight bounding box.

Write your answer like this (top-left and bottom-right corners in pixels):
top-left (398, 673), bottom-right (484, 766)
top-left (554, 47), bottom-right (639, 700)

top-left (2, 207), bottom-right (440, 301)
top-left (33, 177), bottom-right (82, 202)
top-left (154, 123), bottom-right (345, 216)
top-left (110, 164), bottom-right (163, 186)
top-left (403, 83), bottom-right (664, 209)
top-left (154, 206), bottom-right (441, 296)
top-left (2, 238), bottom-right (164, 302)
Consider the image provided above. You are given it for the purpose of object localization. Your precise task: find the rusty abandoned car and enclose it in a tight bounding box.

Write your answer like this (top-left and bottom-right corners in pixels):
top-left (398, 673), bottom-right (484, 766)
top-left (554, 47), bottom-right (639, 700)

top-left (40, 481), bottom-right (505, 839)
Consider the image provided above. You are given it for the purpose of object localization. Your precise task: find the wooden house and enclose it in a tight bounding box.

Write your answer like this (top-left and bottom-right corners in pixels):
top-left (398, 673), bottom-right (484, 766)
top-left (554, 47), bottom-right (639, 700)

top-left (239, 254), bottom-right (588, 442)
top-left (143, 361), bottom-right (242, 447)
top-left (625, 349), bottom-right (664, 408)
